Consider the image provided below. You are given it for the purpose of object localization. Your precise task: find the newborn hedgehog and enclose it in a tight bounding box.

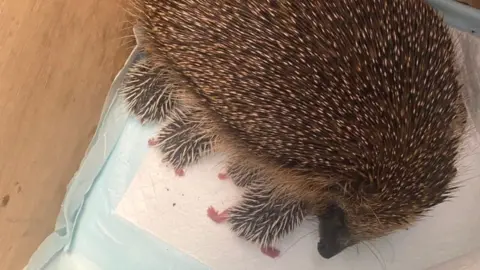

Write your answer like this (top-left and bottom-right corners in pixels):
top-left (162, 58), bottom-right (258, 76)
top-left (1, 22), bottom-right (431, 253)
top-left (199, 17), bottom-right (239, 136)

top-left (209, 165), bottom-right (308, 258)
top-left (127, 0), bottom-right (467, 259)
top-left (120, 57), bottom-right (176, 124)
top-left (121, 56), bottom-right (216, 175)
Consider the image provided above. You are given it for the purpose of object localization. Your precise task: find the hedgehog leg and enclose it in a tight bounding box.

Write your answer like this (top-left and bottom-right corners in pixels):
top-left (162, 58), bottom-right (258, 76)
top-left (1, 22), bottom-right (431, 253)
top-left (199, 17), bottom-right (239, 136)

top-left (217, 168), bottom-right (229, 181)
top-left (120, 58), bottom-right (177, 124)
top-left (208, 180), bottom-right (307, 258)
top-left (207, 206), bottom-right (230, 223)
top-left (150, 110), bottom-right (215, 176)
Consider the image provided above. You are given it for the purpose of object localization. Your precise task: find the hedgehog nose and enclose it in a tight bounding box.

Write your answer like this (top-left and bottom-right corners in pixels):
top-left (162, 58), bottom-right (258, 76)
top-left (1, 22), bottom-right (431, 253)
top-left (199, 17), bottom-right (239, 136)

top-left (317, 240), bottom-right (342, 259)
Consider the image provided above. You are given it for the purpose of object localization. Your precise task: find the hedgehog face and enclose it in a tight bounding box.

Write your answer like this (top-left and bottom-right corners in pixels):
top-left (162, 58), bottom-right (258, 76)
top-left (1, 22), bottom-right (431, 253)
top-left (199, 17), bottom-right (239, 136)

top-left (316, 200), bottom-right (408, 259)
top-left (316, 177), bottom-right (453, 259)
top-left (317, 203), bottom-right (353, 259)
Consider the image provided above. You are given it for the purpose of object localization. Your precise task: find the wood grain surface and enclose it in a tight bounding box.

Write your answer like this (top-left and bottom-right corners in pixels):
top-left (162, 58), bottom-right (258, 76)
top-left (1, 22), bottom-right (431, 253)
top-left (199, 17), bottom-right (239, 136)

top-left (0, 0), bottom-right (131, 269)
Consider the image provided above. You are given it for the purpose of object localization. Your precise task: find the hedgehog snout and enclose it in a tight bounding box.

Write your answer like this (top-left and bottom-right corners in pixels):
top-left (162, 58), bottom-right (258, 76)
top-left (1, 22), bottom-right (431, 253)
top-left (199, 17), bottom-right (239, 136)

top-left (317, 203), bottom-right (352, 259)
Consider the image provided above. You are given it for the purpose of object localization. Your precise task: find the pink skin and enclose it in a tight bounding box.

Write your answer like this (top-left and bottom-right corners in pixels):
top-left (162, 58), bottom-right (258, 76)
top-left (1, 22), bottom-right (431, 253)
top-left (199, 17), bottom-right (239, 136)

top-left (261, 247), bottom-right (281, 258)
top-left (217, 171), bottom-right (229, 180)
top-left (207, 206), bottom-right (280, 258)
top-left (207, 206), bottom-right (230, 223)
top-left (148, 137), bottom-right (159, 146)
top-left (174, 168), bottom-right (185, 177)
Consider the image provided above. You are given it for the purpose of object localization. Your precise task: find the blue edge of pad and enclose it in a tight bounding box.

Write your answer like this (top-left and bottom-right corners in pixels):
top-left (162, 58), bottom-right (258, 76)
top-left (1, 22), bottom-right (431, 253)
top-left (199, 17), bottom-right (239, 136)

top-left (26, 1), bottom-right (480, 269)
top-left (26, 48), bottom-right (209, 269)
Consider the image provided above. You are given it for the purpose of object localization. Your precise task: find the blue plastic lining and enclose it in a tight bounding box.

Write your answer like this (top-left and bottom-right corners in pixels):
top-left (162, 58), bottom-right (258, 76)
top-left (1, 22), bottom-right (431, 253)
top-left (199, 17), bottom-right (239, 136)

top-left (427, 0), bottom-right (480, 36)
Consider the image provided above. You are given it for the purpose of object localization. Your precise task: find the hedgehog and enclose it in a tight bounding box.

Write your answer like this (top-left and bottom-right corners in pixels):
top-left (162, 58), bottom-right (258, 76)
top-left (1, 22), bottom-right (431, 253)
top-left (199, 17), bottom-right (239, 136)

top-left (120, 57), bottom-right (177, 124)
top-left (148, 109), bottom-right (217, 176)
top-left (208, 167), bottom-right (308, 258)
top-left (120, 55), bottom-right (216, 175)
top-left (126, 0), bottom-right (468, 259)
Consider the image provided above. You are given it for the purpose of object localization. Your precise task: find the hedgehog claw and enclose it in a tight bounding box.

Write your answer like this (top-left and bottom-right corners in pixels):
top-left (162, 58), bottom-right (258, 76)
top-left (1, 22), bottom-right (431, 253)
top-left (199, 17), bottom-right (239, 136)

top-left (207, 206), bottom-right (229, 223)
top-left (261, 247), bottom-right (280, 258)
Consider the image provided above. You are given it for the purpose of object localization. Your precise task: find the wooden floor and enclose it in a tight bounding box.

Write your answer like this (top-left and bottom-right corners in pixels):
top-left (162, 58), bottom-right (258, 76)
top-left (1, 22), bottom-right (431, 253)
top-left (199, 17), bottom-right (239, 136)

top-left (0, 0), bottom-right (130, 269)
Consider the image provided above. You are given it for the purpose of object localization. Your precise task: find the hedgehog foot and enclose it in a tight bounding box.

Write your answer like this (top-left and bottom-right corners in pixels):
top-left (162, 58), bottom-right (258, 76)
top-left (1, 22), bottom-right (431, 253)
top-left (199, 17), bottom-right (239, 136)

top-left (261, 247), bottom-right (281, 258)
top-left (207, 206), bottom-right (229, 223)
top-left (174, 168), bottom-right (185, 177)
top-left (217, 169), bottom-right (229, 180)
top-left (148, 137), bottom-right (160, 146)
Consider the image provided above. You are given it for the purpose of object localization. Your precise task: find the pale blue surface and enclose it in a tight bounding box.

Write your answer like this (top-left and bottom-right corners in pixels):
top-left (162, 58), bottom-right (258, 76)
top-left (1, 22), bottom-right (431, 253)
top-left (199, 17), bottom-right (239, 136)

top-left (427, 0), bottom-right (480, 35)
top-left (66, 118), bottom-right (207, 270)
top-left (26, 2), bottom-right (480, 270)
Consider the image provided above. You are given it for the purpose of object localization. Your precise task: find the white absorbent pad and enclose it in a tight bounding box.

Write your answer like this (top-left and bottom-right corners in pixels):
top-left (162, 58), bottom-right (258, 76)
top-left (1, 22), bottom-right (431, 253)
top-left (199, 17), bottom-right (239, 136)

top-left (116, 127), bottom-right (480, 270)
